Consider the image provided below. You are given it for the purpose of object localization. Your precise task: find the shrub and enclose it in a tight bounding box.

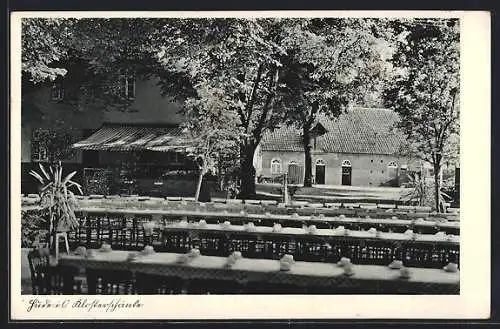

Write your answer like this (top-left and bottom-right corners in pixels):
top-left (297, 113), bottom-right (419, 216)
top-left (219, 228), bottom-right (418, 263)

top-left (400, 173), bottom-right (452, 211)
top-left (29, 162), bottom-right (83, 252)
top-left (21, 209), bottom-right (49, 248)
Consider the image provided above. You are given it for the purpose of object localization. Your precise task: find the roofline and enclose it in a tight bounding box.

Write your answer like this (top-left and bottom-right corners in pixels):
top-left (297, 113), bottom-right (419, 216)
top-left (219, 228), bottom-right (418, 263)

top-left (102, 122), bottom-right (180, 128)
top-left (260, 148), bottom-right (404, 156)
top-left (348, 106), bottom-right (392, 111)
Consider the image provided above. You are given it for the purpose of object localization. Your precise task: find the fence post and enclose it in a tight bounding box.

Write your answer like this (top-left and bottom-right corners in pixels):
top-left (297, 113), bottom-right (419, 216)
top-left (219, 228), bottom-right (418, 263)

top-left (284, 173), bottom-right (289, 205)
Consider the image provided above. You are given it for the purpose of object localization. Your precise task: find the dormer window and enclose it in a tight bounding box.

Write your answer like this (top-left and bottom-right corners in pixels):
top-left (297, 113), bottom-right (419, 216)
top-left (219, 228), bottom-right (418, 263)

top-left (309, 122), bottom-right (328, 150)
top-left (51, 81), bottom-right (64, 101)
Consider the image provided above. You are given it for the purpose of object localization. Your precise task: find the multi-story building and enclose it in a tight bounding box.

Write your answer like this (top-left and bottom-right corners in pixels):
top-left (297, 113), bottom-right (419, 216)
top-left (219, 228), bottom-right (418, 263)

top-left (22, 73), bottom-right (429, 195)
top-left (21, 73), bottom-right (203, 195)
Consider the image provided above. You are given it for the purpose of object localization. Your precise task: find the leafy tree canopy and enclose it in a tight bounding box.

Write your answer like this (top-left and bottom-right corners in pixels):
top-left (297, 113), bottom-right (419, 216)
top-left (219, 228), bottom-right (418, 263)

top-left (383, 18), bottom-right (459, 211)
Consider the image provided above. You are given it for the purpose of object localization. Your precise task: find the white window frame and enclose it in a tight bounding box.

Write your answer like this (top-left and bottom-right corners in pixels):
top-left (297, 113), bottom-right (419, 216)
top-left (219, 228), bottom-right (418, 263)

top-left (271, 158), bottom-right (281, 175)
top-left (388, 161), bottom-right (398, 168)
top-left (316, 159), bottom-right (326, 166)
top-left (121, 74), bottom-right (136, 99)
top-left (341, 159), bottom-right (351, 167)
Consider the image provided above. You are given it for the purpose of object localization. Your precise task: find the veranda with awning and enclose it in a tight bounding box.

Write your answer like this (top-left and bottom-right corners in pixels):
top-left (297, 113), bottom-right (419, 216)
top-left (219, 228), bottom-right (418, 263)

top-left (72, 124), bottom-right (194, 153)
top-left (71, 124), bottom-right (209, 196)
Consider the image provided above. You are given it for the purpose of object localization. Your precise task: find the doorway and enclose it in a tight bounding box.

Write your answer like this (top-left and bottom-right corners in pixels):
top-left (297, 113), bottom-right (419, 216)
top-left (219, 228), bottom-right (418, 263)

top-left (288, 162), bottom-right (302, 185)
top-left (341, 160), bottom-right (352, 186)
top-left (315, 159), bottom-right (326, 185)
top-left (387, 161), bottom-right (399, 186)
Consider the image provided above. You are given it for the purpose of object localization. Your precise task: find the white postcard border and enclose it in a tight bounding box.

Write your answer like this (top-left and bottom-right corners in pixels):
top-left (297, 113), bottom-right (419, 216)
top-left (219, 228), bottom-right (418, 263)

top-left (9, 10), bottom-right (491, 320)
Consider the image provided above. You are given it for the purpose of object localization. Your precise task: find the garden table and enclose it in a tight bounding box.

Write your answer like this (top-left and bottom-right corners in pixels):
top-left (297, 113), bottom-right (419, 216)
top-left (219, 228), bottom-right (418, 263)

top-left (156, 222), bottom-right (459, 268)
top-left (62, 208), bottom-right (459, 266)
top-left (57, 249), bottom-right (460, 294)
top-left (161, 222), bottom-right (460, 245)
top-left (74, 207), bottom-right (460, 232)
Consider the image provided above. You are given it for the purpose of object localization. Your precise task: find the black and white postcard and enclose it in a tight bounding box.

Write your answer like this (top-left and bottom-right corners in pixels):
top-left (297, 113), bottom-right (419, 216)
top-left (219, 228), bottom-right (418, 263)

top-left (10, 10), bottom-right (490, 320)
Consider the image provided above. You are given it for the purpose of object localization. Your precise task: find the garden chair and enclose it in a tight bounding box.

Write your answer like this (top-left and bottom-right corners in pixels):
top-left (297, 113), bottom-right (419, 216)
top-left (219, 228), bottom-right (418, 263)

top-left (27, 248), bottom-right (82, 294)
top-left (86, 268), bottom-right (136, 294)
top-left (135, 272), bottom-right (185, 294)
top-left (186, 278), bottom-right (245, 294)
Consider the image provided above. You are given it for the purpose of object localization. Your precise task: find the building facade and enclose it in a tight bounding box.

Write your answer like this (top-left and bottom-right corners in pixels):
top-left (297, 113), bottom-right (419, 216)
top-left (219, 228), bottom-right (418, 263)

top-left (21, 74), bottom-right (199, 195)
top-left (255, 108), bottom-right (422, 187)
top-left (22, 74), bottom-right (425, 193)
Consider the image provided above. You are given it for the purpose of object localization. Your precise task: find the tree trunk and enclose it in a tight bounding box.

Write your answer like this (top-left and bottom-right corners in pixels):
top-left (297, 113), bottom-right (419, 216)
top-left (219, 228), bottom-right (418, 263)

top-left (195, 168), bottom-right (204, 202)
top-left (283, 172), bottom-right (289, 205)
top-left (239, 144), bottom-right (257, 199)
top-left (433, 161), bottom-right (442, 213)
top-left (302, 103), bottom-right (318, 188)
top-left (217, 158), bottom-right (223, 191)
top-left (303, 125), bottom-right (313, 187)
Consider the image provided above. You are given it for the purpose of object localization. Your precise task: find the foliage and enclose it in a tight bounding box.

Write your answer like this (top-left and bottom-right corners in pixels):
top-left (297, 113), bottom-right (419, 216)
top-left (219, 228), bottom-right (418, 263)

top-left (29, 162), bottom-right (83, 251)
top-left (400, 173), bottom-right (451, 210)
top-left (21, 209), bottom-right (48, 248)
top-left (399, 173), bottom-right (427, 206)
top-left (217, 145), bottom-right (241, 188)
top-left (22, 18), bottom-right (459, 204)
top-left (155, 18), bottom-right (397, 195)
top-left (383, 18), bottom-right (459, 212)
top-left (31, 128), bottom-right (77, 163)
top-left (384, 19), bottom-right (459, 163)
top-left (21, 18), bottom-right (73, 83)
top-left (278, 18), bottom-right (391, 187)
top-left (21, 18), bottom-right (164, 112)
top-left (179, 89), bottom-right (242, 200)
top-left (21, 18), bottom-right (283, 196)
top-left (155, 18), bottom-right (291, 197)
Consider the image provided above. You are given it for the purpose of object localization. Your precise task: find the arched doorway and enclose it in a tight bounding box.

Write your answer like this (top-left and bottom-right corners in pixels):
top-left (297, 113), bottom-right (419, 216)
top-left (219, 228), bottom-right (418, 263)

top-left (341, 160), bottom-right (352, 186)
top-left (271, 158), bottom-right (281, 175)
top-left (288, 161), bottom-right (302, 184)
top-left (315, 159), bottom-right (326, 185)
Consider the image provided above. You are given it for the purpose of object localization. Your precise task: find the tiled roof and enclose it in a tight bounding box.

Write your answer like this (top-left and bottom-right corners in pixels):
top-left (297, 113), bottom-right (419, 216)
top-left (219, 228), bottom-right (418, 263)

top-left (72, 124), bottom-right (191, 152)
top-left (261, 107), bottom-right (406, 155)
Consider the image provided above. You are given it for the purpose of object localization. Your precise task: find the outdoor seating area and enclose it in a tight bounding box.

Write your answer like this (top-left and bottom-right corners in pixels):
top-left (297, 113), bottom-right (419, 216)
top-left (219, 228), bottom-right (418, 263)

top-left (28, 248), bottom-right (459, 295)
top-left (23, 197), bottom-right (460, 295)
top-left (22, 194), bottom-right (460, 218)
top-left (19, 16), bottom-right (462, 299)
